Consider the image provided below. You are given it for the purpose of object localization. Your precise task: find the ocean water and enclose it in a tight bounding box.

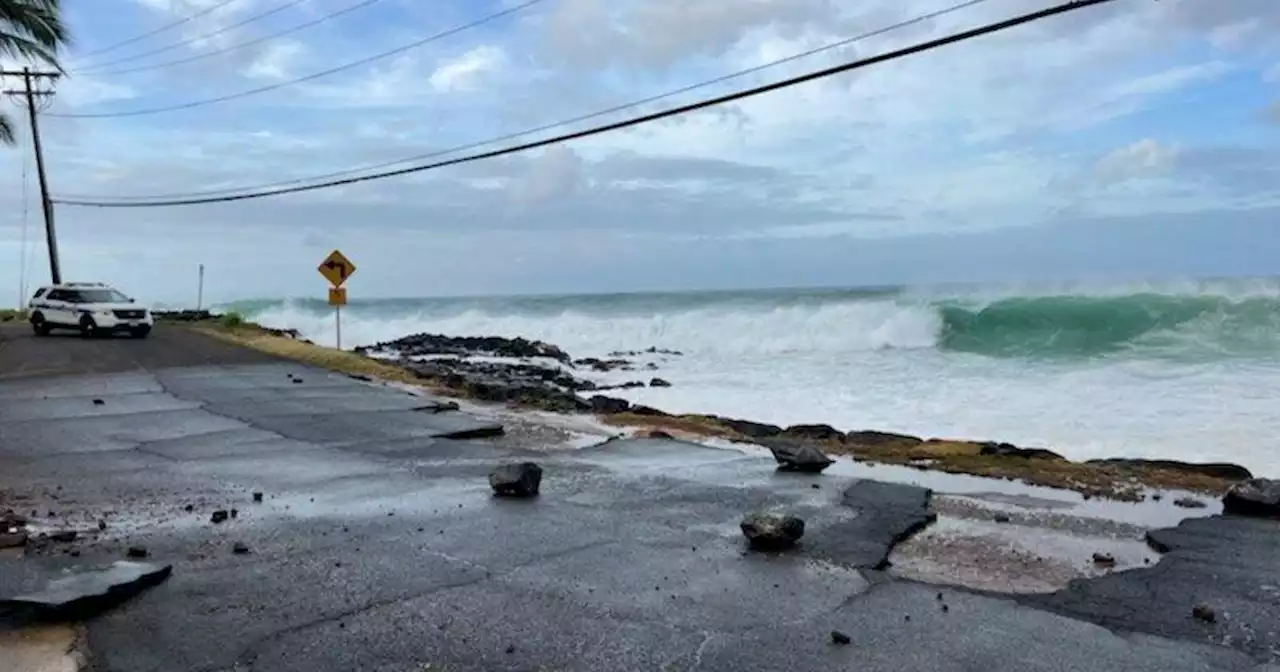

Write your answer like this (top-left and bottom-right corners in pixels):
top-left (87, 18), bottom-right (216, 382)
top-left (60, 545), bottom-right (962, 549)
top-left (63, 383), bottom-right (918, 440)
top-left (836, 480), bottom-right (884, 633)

top-left (225, 278), bottom-right (1280, 477)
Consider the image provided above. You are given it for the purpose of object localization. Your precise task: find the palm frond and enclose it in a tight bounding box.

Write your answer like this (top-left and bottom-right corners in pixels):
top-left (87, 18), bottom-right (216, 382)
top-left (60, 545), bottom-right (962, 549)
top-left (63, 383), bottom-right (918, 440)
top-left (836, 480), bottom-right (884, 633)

top-left (0, 113), bottom-right (15, 146)
top-left (0, 0), bottom-right (70, 70)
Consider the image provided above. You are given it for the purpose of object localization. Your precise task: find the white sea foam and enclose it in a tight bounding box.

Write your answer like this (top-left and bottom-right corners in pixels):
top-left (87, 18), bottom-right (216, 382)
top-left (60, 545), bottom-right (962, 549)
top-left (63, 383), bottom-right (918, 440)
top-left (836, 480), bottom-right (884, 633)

top-left (236, 281), bottom-right (1280, 477)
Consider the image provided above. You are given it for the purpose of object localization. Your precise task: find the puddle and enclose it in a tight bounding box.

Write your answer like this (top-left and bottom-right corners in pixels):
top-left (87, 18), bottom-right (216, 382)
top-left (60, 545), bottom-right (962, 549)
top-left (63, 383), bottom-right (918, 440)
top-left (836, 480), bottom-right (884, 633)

top-left (889, 514), bottom-right (1160, 593)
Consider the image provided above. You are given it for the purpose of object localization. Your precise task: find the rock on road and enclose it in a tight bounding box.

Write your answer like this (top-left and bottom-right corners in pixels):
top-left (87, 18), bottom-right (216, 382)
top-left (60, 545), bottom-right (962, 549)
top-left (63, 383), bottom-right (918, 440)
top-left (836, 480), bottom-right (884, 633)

top-left (1, 324), bottom-right (1278, 672)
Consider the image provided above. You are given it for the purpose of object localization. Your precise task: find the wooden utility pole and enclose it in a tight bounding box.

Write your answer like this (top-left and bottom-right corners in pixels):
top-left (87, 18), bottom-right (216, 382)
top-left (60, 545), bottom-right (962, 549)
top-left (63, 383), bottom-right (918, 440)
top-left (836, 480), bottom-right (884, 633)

top-left (2, 67), bottom-right (62, 284)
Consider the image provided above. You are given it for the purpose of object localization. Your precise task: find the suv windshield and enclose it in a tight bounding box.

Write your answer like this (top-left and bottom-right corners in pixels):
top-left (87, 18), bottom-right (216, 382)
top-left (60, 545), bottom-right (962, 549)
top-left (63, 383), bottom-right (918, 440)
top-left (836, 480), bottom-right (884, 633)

top-left (65, 289), bottom-right (130, 304)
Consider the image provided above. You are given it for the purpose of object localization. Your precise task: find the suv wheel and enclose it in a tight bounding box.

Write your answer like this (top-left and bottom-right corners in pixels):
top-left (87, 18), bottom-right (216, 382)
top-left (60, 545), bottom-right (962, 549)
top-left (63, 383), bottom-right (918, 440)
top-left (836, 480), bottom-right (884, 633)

top-left (30, 312), bottom-right (50, 336)
top-left (78, 315), bottom-right (99, 339)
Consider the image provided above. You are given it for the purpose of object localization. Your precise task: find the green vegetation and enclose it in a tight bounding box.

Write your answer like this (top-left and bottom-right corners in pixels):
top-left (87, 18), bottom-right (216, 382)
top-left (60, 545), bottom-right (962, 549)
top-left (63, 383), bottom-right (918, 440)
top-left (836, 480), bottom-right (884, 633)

top-left (0, 309), bottom-right (27, 322)
top-left (218, 311), bottom-right (245, 328)
top-left (0, 0), bottom-right (70, 145)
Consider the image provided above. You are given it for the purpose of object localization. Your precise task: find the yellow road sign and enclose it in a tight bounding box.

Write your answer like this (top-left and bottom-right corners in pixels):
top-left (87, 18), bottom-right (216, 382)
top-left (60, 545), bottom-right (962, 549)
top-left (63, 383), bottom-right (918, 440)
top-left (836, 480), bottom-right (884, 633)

top-left (327, 287), bottom-right (347, 306)
top-left (318, 249), bottom-right (356, 287)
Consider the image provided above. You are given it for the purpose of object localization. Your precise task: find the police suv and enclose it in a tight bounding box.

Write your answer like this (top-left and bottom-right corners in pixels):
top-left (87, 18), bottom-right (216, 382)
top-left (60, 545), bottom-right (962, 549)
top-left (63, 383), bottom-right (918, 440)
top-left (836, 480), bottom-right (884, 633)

top-left (27, 282), bottom-right (153, 338)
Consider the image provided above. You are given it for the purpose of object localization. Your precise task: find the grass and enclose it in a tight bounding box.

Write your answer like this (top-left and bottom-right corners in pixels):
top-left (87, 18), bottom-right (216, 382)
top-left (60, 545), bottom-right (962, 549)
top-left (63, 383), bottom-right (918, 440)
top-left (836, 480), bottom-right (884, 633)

top-left (0, 309), bottom-right (27, 323)
top-left (179, 316), bottom-right (1242, 502)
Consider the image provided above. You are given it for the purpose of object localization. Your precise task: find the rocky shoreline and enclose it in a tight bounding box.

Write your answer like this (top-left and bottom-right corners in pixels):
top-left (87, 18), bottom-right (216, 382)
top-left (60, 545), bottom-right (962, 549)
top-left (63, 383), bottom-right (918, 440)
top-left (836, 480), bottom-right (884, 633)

top-left (335, 329), bottom-right (1255, 502)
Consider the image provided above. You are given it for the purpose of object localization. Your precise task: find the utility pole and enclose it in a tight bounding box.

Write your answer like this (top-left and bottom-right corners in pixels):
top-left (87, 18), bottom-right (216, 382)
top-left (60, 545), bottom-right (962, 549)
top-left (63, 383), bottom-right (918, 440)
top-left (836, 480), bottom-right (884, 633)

top-left (2, 67), bottom-right (62, 285)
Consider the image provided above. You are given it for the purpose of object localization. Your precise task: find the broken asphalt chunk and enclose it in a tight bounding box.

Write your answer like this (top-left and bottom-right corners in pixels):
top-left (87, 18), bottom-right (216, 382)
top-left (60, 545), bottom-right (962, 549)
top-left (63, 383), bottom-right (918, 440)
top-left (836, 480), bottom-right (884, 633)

top-left (740, 512), bottom-right (805, 551)
top-left (233, 542), bottom-right (250, 555)
top-left (489, 462), bottom-right (543, 498)
top-left (830, 630), bottom-right (851, 645)
top-left (0, 561), bottom-right (172, 621)
top-left (210, 510), bottom-right (229, 524)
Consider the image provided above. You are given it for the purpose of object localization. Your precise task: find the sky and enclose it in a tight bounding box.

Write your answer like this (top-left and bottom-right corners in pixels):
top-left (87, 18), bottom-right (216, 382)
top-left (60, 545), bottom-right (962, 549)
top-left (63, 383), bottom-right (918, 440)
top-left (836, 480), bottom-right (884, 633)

top-left (0, 0), bottom-right (1278, 306)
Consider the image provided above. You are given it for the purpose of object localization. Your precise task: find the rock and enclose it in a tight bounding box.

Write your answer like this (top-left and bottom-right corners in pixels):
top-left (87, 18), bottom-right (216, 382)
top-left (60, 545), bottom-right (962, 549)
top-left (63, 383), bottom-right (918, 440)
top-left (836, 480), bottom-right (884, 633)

top-left (830, 630), bottom-right (852, 645)
top-left (0, 561), bottom-right (172, 620)
top-left (980, 442), bottom-right (1065, 460)
top-left (719, 417), bottom-right (783, 440)
top-left (0, 531), bottom-right (28, 549)
top-left (360, 333), bottom-right (572, 363)
top-left (210, 510), bottom-right (229, 524)
top-left (1192, 603), bottom-right (1216, 623)
top-left (489, 463), bottom-right (543, 498)
top-left (993, 513), bottom-right (1011, 523)
top-left (1092, 552), bottom-right (1116, 567)
top-left (126, 546), bottom-right (148, 559)
top-left (232, 542), bottom-right (250, 555)
top-left (740, 512), bottom-right (805, 551)
top-left (1222, 478), bottom-right (1280, 518)
top-left (1086, 458), bottom-right (1252, 481)
top-left (766, 441), bottom-right (835, 473)
top-left (1, 509), bottom-right (27, 530)
top-left (649, 377), bottom-right (672, 388)
top-left (574, 357), bottom-right (632, 372)
top-left (92, 398), bottom-right (105, 406)
top-left (292, 378), bottom-right (304, 384)
top-left (845, 430), bottom-right (924, 447)
top-left (629, 405), bottom-right (668, 417)
top-left (98, 520), bottom-right (107, 531)
top-left (252, 492), bottom-right (264, 503)
top-left (1173, 497), bottom-right (1207, 509)
top-left (589, 395), bottom-right (631, 414)
top-left (782, 424), bottom-right (843, 442)
top-left (49, 530), bottom-right (77, 543)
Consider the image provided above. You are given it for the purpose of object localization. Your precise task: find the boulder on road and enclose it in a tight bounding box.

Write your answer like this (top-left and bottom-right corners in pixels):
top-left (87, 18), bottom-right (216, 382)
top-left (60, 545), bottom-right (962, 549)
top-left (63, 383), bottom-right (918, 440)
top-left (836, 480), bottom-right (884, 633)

top-left (766, 441), bottom-right (835, 473)
top-left (740, 512), bottom-right (805, 551)
top-left (1222, 478), bottom-right (1280, 518)
top-left (489, 462), bottom-right (543, 498)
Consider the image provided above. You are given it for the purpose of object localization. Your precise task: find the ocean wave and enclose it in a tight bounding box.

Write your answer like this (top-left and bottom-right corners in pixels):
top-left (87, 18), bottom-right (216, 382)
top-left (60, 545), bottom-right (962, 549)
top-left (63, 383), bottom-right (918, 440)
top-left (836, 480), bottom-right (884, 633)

top-left (222, 286), bottom-right (1280, 361)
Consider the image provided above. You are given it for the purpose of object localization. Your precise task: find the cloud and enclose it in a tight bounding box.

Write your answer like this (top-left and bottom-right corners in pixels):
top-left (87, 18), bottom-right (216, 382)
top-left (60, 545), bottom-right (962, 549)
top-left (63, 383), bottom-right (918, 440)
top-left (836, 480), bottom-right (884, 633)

top-left (0, 0), bottom-right (1276, 303)
top-left (1095, 139), bottom-right (1180, 183)
top-left (428, 45), bottom-right (506, 92)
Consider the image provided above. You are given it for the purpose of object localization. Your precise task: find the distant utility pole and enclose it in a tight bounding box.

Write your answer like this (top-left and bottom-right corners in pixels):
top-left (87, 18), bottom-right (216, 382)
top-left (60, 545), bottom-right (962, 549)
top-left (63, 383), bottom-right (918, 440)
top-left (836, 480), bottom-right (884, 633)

top-left (2, 67), bottom-right (62, 284)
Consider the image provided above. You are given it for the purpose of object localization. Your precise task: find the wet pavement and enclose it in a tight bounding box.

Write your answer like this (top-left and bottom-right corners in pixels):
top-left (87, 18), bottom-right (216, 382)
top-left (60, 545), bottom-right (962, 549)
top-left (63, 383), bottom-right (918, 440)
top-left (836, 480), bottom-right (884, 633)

top-left (0, 329), bottom-right (1278, 671)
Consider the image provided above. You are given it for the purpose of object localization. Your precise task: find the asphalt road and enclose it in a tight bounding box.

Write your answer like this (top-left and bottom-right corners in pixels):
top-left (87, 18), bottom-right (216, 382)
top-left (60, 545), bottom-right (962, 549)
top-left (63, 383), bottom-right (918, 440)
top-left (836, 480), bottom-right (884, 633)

top-left (0, 328), bottom-right (1277, 671)
top-left (0, 323), bottom-right (277, 379)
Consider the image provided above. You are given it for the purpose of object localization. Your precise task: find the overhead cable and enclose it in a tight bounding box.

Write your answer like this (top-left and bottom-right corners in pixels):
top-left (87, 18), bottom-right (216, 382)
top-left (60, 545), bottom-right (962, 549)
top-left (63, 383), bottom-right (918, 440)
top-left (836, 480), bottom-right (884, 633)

top-left (57, 0), bottom-right (997, 201)
top-left (46, 0), bottom-right (550, 118)
top-left (67, 0), bottom-right (240, 63)
top-left (54, 0), bottom-right (1120, 208)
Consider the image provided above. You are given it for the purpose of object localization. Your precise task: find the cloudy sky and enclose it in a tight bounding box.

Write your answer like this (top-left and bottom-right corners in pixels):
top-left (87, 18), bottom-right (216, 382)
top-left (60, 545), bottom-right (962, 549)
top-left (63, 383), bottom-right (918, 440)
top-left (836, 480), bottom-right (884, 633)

top-left (0, 0), bottom-right (1277, 305)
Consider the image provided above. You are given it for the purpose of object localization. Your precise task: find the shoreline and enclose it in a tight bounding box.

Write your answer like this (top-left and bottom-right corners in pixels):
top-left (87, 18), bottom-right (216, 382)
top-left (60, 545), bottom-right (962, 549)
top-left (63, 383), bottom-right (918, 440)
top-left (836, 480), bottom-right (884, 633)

top-left (168, 311), bottom-right (1255, 503)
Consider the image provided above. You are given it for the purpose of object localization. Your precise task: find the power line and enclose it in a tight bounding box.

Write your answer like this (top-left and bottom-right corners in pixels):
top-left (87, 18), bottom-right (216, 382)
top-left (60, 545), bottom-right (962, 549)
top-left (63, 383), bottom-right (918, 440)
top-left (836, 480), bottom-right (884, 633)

top-left (57, 0), bottom-right (996, 202)
top-left (54, 0), bottom-right (1121, 208)
top-left (75, 0), bottom-right (388, 77)
top-left (67, 0), bottom-right (241, 63)
top-left (46, 0), bottom-right (550, 119)
top-left (73, 0), bottom-right (313, 73)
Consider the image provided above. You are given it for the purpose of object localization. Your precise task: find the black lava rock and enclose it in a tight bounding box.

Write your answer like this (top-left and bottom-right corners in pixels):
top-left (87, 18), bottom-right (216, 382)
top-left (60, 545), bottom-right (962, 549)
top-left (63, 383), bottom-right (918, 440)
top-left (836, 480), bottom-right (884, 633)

top-left (211, 510), bottom-right (229, 524)
top-left (830, 630), bottom-right (852, 645)
top-left (1222, 478), bottom-right (1280, 518)
top-left (740, 512), bottom-right (805, 551)
top-left (489, 462), bottom-right (543, 498)
top-left (766, 440), bottom-right (835, 474)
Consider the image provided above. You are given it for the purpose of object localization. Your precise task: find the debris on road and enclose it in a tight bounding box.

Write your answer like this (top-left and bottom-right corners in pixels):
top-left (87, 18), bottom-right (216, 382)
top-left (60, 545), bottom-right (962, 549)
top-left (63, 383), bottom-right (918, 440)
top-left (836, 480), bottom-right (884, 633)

top-left (1192, 603), bottom-right (1216, 623)
top-left (767, 441), bottom-right (834, 473)
top-left (0, 531), bottom-right (28, 549)
top-left (1222, 478), bottom-right (1279, 518)
top-left (740, 512), bottom-right (805, 551)
top-left (252, 492), bottom-right (264, 503)
top-left (232, 542), bottom-right (250, 555)
top-left (48, 530), bottom-right (77, 543)
top-left (830, 630), bottom-right (852, 645)
top-left (126, 546), bottom-right (149, 559)
top-left (92, 399), bottom-right (105, 406)
top-left (0, 560), bottom-right (172, 621)
top-left (489, 462), bottom-right (543, 498)
top-left (211, 510), bottom-right (229, 524)
top-left (993, 512), bottom-right (1011, 523)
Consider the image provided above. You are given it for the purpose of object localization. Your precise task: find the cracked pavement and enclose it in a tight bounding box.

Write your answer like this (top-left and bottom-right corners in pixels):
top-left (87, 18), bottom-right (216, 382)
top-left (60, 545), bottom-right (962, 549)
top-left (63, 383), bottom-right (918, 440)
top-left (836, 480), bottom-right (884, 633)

top-left (1, 326), bottom-right (1278, 671)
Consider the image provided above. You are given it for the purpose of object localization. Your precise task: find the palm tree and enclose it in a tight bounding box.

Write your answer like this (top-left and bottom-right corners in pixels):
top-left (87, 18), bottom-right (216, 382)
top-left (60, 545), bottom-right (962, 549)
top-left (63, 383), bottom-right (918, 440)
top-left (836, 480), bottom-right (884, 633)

top-left (0, 0), bottom-right (68, 145)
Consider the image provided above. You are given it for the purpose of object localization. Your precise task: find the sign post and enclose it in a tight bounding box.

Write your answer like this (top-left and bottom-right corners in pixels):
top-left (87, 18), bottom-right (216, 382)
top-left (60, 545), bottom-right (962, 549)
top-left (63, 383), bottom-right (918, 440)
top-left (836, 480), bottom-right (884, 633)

top-left (318, 250), bottom-right (356, 350)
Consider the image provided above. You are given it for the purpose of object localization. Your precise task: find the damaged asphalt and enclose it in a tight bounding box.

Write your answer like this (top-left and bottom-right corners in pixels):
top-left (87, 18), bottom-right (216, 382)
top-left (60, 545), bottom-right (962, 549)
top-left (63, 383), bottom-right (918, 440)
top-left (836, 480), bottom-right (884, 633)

top-left (1, 327), bottom-right (1278, 671)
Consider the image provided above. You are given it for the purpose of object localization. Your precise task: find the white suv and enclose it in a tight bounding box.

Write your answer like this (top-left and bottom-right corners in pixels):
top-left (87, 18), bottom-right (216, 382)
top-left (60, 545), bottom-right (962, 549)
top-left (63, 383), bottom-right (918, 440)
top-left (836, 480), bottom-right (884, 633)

top-left (27, 282), bottom-right (154, 338)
